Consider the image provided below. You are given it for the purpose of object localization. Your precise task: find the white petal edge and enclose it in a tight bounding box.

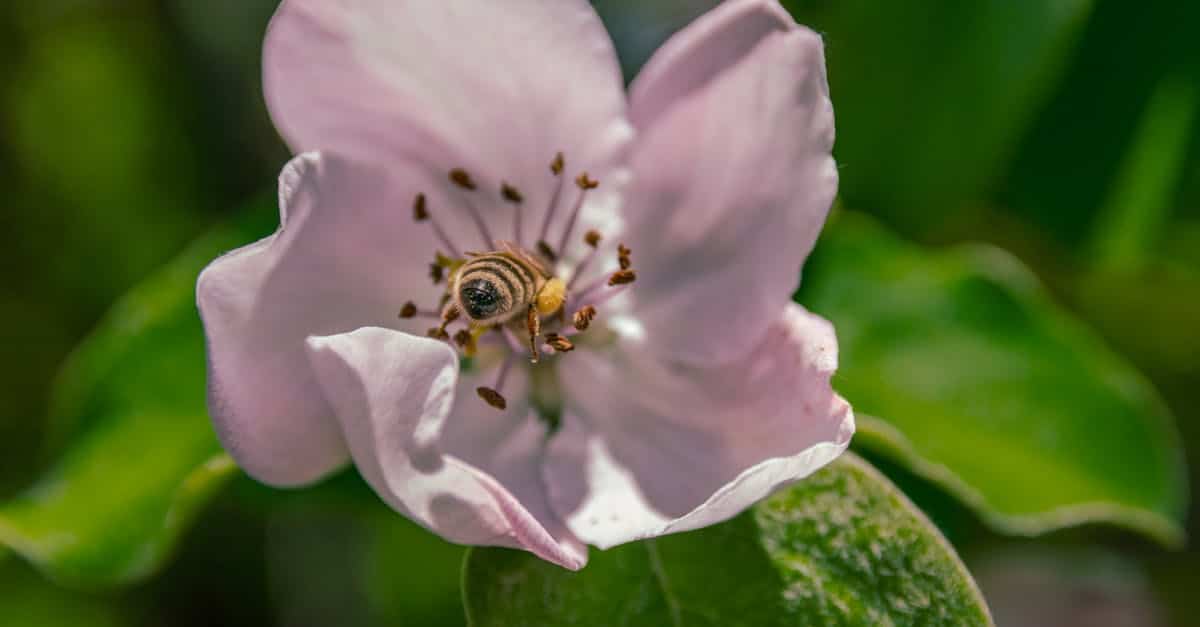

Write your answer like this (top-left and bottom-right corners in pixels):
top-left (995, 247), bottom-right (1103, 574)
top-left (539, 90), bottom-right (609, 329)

top-left (263, 0), bottom-right (634, 254)
top-left (306, 327), bottom-right (586, 569)
top-left (545, 304), bottom-right (854, 548)
top-left (621, 1), bottom-right (837, 365)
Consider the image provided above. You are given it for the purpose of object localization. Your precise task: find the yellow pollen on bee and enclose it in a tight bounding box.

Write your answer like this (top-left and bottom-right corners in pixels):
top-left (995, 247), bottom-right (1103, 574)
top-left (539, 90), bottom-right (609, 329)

top-left (536, 277), bottom-right (566, 316)
top-left (402, 153), bottom-right (642, 411)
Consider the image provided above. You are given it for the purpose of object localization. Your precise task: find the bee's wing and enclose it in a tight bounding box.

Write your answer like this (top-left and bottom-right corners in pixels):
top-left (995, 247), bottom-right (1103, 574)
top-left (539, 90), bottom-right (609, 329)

top-left (498, 240), bottom-right (551, 277)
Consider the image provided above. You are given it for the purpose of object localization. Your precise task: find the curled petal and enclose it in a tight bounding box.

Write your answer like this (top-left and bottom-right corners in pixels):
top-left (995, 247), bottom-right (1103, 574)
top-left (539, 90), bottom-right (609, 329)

top-left (622, 0), bottom-right (837, 365)
top-left (544, 304), bottom-right (853, 548)
top-left (306, 328), bottom-right (586, 569)
top-left (264, 0), bottom-right (633, 250)
top-left (196, 152), bottom-right (436, 486)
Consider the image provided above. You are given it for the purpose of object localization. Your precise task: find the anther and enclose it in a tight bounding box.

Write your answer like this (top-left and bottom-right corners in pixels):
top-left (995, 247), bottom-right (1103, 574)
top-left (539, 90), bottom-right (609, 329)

top-left (501, 182), bottom-right (523, 203)
top-left (584, 230), bottom-right (602, 248)
top-left (399, 301), bottom-right (418, 319)
top-left (429, 263), bottom-right (445, 284)
top-left (618, 243), bottom-right (632, 270)
top-left (453, 329), bottom-right (477, 355)
top-left (609, 269), bottom-right (636, 286)
top-left (427, 327), bottom-right (450, 341)
top-left (545, 333), bottom-right (575, 353)
top-left (575, 173), bottom-right (599, 190)
top-left (573, 305), bottom-right (596, 331)
top-left (550, 152), bottom-right (564, 175)
top-left (537, 240), bottom-right (558, 263)
top-left (413, 193), bottom-right (429, 221)
top-left (476, 387), bottom-right (507, 410)
top-left (433, 305), bottom-right (461, 338)
top-left (449, 168), bottom-right (477, 190)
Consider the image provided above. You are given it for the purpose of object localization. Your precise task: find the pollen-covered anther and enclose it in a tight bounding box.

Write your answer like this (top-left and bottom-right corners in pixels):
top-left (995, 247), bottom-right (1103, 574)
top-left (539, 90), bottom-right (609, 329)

top-left (584, 229), bottom-right (602, 248)
top-left (449, 168), bottom-right (477, 190)
top-left (573, 305), bottom-right (596, 331)
top-left (545, 333), bottom-right (575, 353)
top-left (453, 328), bottom-right (477, 355)
top-left (618, 243), bottom-right (632, 270)
top-left (536, 240), bottom-right (558, 263)
top-left (476, 386), bottom-right (507, 410)
top-left (608, 269), bottom-right (636, 286)
top-left (501, 182), bottom-right (523, 203)
top-left (550, 152), bottom-right (565, 175)
top-left (398, 301), bottom-right (418, 319)
top-left (413, 193), bottom-right (429, 221)
top-left (575, 172), bottom-right (599, 190)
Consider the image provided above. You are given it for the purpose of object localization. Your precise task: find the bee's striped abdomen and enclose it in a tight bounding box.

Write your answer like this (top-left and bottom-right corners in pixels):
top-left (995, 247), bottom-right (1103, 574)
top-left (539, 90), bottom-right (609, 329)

top-left (454, 252), bottom-right (543, 324)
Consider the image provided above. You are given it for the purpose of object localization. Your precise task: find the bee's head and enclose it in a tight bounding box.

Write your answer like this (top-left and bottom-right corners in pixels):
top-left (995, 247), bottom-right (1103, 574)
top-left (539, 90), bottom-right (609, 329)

top-left (459, 277), bottom-right (503, 321)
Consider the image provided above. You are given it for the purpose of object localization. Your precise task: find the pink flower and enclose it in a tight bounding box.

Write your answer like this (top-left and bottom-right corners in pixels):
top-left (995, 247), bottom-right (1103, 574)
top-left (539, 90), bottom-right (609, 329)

top-left (197, 0), bottom-right (852, 569)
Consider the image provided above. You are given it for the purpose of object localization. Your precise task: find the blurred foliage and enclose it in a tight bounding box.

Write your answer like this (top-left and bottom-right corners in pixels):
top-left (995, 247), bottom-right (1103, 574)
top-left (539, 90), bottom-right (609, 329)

top-left (465, 454), bottom-right (992, 626)
top-left (799, 211), bottom-right (1187, 546)
top-left (784, 0), bottom-right (1093, 236)
top-left (0, 0), bottom-right (1197, 625)
top-left (0, 201), bottom-right (277, 587)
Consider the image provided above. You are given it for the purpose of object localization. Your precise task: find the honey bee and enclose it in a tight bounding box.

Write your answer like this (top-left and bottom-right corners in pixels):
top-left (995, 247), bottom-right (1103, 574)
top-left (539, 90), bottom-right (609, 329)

top-left (442, 242), bottom-right (565, 361)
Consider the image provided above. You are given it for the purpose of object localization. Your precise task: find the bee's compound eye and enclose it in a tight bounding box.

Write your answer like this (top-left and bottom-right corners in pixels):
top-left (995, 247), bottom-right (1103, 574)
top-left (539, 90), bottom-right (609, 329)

top-left (460, 278), bottom-right (502, 320)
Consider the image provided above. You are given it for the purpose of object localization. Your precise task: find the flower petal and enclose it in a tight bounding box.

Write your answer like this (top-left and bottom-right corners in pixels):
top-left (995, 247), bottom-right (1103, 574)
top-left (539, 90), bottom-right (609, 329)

top-left (306, 327), bottom-right (587, 569)
top-left (621, 1), bottom-right (837, 364)
top-left (196, 152), bottom-right (439, 486)
top-left (544, 304), bottom-right (853, 549)
top-left (264, 0), bottom-right (633, 252)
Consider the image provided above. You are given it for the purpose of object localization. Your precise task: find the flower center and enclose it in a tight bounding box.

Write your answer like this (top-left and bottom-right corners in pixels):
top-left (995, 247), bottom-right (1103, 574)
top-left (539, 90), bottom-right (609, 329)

top-left (398, 153), bottom-right (637, 411)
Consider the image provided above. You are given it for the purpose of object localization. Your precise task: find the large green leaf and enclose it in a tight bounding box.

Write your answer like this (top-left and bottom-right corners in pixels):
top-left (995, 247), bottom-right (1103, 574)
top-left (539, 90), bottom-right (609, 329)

top-left (0, 200), bottom-right (275, 587)
top-left (464, 453), bottom-right (992, 627)
top-left (783, 0), bottom-right (1092, 233)
top-left (798, 211), bottom-right (1188, 545)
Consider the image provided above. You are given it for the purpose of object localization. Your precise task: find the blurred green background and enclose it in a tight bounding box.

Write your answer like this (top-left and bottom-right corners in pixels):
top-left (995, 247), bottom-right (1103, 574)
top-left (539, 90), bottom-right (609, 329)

top-left (1, 0), bottom-right (1197, 625)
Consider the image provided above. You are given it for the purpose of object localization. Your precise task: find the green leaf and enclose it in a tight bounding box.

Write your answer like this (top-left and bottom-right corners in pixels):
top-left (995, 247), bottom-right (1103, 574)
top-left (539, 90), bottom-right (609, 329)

top-left (0, 199), bottom-right (276, 587)
top-left (798, 211), bottom-right (1188, 546)
top-left (0, 560), bottom-right (134, 627)
top-left (463, 453), bottom-right (992, 627)
top-left (783, 0), bottom-right (1093, 233)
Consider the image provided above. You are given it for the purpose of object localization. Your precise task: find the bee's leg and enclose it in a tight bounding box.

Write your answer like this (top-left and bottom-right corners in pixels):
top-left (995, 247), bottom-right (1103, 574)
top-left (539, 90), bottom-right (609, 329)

top-left (526, 304), bottom-right (540, 363)
top-left (428, 302), bottom-right (460, 340)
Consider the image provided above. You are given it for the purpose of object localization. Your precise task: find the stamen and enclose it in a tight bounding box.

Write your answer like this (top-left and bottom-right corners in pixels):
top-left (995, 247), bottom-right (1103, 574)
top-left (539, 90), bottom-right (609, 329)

top-left (501, 182), bottom-right (524, 244)
top-left (555, 172), bottom-right (598, 258)
top-left (476, 387), bottom-right (507, 410)
top-left (427, 327), bottom-right (450, 341)
top-left (608, 269), bottom-right (636, 286)
top-left (398, 302), bottom-right (418, 318)
top-left (545, 333), bottom-right (574, 353)
top-left (447, 168), bottom-right (496, 249)
top-left (429, 263), bottom-right (445, 285)
top-left (449, 168), bottom-right (477, 190)
top-left (453, 328), bottom-right (478, 356)
top-left (618, 243), bottom-right (632, 270)
top-left (536, 240), bottom-right (558, 263)
top-left (573, 273), bottom-right (633, 310)
top-left (477, 352), bottom-right (515, 410)
top-left (572, 305), bottom-right (596, 331)
top-left (501, 182), bottom-right (523, 203)
top-left (413, 194), bottom-right (429, 221)
top-left (432, 304), bottom-right (461, 339)
top-left (567, 230), bottom-right (603, 290)
top-left (536, 152), bottom-right (566, 248)
top-left (412, 193), bottom-right (461, 258)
